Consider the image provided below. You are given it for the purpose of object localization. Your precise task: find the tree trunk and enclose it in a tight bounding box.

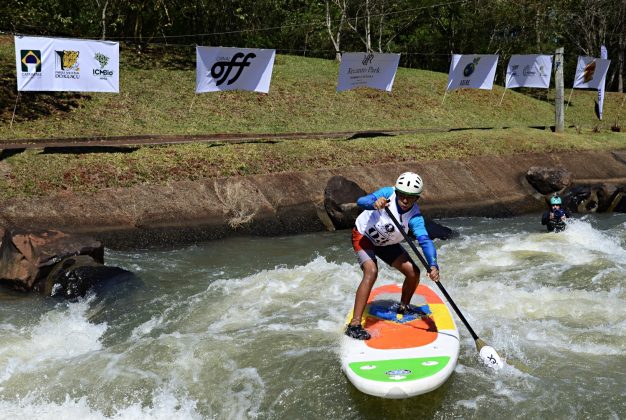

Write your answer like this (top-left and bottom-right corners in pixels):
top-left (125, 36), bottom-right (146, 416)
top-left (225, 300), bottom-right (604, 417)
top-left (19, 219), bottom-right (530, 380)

top-left (100, 0), bottom-right (108, 40)
top-left (326, 0), bottom-right (346, 61)
top-left (619, 44), bottom-right (624, 92)
top-left (365, 0), bottom-right (372, 52)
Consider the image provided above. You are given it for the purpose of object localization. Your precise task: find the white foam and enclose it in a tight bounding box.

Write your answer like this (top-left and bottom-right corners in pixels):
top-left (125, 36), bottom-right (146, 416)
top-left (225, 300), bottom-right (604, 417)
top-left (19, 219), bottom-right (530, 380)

top-left (0, 296), bottom-right (107, 384)
top-left (0, 388), bottom-right (201, 420)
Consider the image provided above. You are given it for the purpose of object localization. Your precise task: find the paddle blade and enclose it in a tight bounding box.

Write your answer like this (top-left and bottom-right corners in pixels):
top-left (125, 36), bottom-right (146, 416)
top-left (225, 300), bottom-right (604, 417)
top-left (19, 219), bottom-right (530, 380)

top-left (479, 345), bottom-right (504, 370)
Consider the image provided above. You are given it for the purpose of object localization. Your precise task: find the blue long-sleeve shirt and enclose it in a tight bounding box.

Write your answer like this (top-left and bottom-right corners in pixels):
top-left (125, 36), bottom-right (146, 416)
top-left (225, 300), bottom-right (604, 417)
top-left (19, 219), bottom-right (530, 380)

top-left (357, 186), bottom-right (438, 268)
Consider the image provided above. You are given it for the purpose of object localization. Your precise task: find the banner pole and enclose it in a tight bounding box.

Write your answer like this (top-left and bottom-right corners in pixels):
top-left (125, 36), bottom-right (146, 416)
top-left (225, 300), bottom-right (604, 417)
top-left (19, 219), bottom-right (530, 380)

top-left (189, 93), bottom-right (197, 113)
top-left (10, 92), bottom-right (20, 130)
top-left (565, 88), bottom-right (574, 111)
top-left (499, 74), bottom-right (511, 106)
top-left (441, 89), bottom-right (448, 105)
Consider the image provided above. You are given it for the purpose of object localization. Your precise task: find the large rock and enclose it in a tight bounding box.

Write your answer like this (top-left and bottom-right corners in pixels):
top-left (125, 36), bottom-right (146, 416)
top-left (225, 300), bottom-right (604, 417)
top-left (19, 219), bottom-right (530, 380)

top-left (424, 219), bottom-right (459, 240)
top-left (526, 166), bottom-right (573, 194)
top-left (561, 183), bottom-right (626, 213)
top-left (42, 254), bottom-right (134, 298)
top-left (323, 175), bottom-right (367, 230)
top-left (0, 228), bottom-right (129, 297)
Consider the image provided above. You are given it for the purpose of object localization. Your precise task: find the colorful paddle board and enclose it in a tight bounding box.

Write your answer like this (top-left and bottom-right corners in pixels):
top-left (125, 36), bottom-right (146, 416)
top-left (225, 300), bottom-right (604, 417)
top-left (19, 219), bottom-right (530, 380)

top-left (340, 283), bottom-right (459, 398)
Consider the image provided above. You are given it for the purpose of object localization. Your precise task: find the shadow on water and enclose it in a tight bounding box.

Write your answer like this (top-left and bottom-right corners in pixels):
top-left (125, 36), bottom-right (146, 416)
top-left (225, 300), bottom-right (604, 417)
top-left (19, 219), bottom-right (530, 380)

top-left (78, 270), bottom-right (147, 328)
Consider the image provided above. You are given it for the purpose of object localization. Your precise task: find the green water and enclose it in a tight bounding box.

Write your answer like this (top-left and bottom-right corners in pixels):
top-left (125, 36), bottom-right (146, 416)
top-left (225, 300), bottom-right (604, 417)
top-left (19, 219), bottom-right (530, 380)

top-left (0, 214), bottom-right (625, 419)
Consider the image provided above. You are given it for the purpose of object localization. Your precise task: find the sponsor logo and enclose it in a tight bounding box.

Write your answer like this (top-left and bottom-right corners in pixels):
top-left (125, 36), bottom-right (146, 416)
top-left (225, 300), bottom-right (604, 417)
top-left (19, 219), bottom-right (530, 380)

top-left (583, 60), bottom-right (596, 83)
top-left (463, 57), bottom-right (481, 77)
top-left (93, 52), bottom-right (114, 79)
top-left (55, 50), bottom-right (80, 79)
top-left (362, 53), bottom-right (374, 66)
top-left (522, 65), bottom-right (536, 77)
top-left (20, 50), bottom-right (41, 73)
top-left (510, 64), bottom-right (519, 76)
top-left (386, 369), bottom-right (411, 376)
top-left (538, 65), bottom-right (547, 77)
top-left (210, 52), bottom-right (256, 86)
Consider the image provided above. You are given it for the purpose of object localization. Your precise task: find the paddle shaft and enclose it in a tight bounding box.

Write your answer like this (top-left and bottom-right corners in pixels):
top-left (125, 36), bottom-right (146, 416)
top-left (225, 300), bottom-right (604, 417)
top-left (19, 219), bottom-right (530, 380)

top-left (383, 206), bottom-right (481, 342)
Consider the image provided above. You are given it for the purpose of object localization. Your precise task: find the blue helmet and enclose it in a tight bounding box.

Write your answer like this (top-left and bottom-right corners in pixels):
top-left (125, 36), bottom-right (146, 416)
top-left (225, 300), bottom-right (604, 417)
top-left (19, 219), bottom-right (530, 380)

top-left (550, 196), bottom-right (562, 205)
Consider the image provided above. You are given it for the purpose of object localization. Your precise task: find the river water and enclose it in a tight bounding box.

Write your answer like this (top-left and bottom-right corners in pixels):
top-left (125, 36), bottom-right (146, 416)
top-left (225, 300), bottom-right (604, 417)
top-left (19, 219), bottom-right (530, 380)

top-left (0, 214), bottom-right (625, 419)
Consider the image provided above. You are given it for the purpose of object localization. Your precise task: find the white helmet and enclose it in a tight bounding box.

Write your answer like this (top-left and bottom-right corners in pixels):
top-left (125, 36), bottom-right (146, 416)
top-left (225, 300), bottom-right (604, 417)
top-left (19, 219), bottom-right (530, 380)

top-left (395, 172), bottom-right (423, 196)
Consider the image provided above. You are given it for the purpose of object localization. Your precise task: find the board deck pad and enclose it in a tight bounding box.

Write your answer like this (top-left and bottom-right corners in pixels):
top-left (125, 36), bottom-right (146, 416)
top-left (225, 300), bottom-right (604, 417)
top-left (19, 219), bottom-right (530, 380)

top-left (340, 283), bottom-right (460, 399)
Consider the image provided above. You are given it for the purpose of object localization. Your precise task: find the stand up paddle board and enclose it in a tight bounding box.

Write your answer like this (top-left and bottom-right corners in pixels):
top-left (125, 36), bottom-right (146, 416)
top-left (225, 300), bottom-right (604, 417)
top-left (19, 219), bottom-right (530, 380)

top-left (340, 283), bottom-right (459, 399)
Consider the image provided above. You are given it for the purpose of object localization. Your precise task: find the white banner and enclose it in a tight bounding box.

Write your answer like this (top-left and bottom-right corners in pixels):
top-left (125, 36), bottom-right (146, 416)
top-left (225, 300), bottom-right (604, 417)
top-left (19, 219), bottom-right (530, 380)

top-left (196, 46), bottom-right (275, 93)
top-left (447, 54), bottom-right (499, 91)
top-left (15, 36), bottom-right (119, 92)
top-left (505, 54), bottom-right (553, 88)
top-left (573, 56), bottom-right (610, 89)
top-left (336, 52), bottom-right (400, 92)
top-left (597, 46), bottom-right (607, 120)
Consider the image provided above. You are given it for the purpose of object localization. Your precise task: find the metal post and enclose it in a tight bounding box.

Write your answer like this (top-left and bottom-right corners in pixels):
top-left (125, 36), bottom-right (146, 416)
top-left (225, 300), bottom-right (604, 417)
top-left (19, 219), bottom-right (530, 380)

top-left (555, 47), bottom-right (565, 133)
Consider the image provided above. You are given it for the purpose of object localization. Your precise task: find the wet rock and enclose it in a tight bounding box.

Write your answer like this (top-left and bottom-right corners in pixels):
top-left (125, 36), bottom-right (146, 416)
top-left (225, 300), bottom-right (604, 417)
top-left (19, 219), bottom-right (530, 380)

top-left (42, 254), bottom-right (133, 298)
top-left (425, 219), bottom-right (459, 240)
top-left (560, 184), bottom-right (623, 214)
top-left (598, 185), bottom-right (626, 213)
top-left (0, 228), bottom-right (129, 297)
top-left (526, 167), bottom-right (573, 195)
top-left (324, 176), bottom-right (367, 229)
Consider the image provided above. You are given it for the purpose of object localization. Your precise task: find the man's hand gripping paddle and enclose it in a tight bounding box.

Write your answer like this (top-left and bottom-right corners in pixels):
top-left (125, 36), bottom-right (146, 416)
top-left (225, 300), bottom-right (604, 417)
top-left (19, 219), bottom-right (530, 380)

top-left (384, 206), bottom-right (504, 371)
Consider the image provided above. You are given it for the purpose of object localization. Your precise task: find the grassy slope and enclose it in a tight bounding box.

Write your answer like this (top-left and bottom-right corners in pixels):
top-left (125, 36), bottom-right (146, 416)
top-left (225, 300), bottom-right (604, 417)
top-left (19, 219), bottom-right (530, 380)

top-left (0, 37), bottom-right (625, 199)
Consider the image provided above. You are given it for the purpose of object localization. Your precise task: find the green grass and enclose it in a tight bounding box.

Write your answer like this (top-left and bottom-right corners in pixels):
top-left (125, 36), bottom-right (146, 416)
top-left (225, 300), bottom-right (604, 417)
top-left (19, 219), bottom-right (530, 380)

top-left (0, 36), bottom-right (625, 199)
top-left (0, 127), bottom-right (624, 199)
top-left (2, 38), bottom-right (625, 139)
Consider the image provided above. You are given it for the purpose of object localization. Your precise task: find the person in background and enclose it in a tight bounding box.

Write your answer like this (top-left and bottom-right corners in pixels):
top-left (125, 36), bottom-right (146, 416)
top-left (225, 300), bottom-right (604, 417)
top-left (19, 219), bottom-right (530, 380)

top-left (541, 195), bottom-right (571, 232)
top-left (345, 172), bottom-right (440, 340)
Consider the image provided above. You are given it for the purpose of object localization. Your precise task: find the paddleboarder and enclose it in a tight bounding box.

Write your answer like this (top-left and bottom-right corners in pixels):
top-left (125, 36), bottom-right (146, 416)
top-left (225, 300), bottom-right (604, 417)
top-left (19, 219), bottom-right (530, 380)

top-left (541, 195), bottom-right (570, 232)
top-left (345, 172), bottom-right (440, 340)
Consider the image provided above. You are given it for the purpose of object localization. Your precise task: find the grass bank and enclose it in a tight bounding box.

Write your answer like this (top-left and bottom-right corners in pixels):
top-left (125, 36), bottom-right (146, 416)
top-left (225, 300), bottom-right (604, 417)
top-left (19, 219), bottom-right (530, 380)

top-left (0, 127), bottom-right (624, 199)
top-left (0, 37), bottom-right (625, 200)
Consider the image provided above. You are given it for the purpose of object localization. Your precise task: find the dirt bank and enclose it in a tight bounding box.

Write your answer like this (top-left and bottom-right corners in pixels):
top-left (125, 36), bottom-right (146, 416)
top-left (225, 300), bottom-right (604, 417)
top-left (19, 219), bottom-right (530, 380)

top-left (2, 150), bottom-right (626, 249)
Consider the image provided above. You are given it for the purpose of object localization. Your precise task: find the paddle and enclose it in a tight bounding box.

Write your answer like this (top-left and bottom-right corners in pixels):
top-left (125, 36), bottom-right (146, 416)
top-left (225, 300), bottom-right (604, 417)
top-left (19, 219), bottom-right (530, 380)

top-left (384, 206), bottom-right (504, 370)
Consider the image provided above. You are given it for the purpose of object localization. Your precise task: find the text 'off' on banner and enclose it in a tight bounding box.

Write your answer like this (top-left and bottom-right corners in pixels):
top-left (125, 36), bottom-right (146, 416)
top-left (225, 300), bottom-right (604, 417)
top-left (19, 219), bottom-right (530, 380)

top-left (196, 46), bottom-right (276, 93)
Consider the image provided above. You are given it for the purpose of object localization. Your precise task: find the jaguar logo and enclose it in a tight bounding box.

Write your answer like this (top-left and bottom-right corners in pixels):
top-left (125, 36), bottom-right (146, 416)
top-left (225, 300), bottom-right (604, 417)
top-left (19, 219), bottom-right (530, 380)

top-left (56, 50), bottom-right (79, 71)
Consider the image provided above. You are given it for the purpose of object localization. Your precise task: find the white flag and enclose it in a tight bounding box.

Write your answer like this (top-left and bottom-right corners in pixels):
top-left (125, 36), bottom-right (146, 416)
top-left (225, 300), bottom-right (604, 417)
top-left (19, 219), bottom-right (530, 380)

top-left (505, 55), bottom-right (553, 88)
top-left (196, 46), bottom-right (275, 93)
top-left (597, 46), bottom-right (607, 120)
top-left (573, 56), bottom-right (610, 89)
top-left (15, 36), bottom-right (119, 92)
top-left (336, 52), bottom-right (400, 92)
top-left (447, 54), bottom-right (499, 91)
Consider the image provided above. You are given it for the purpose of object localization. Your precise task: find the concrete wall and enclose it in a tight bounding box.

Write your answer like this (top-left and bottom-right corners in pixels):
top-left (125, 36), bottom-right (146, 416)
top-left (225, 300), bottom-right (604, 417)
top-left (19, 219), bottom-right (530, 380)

top-left (2, 150), bottom-right (626, 249)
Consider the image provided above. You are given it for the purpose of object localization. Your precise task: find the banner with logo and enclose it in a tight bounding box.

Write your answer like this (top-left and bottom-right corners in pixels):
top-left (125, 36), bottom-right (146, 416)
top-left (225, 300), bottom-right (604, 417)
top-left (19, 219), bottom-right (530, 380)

top-left (573, 56), bottom-right (611, 89)
top-left (447, 54), bottom-right (499, 91)
top-left (196, 46), bottom-right (275, 93)
top-left (336, 52), bottom-right (400, 92)
top-left (15, 36), bottom-right (119, 92)
top-left (505, 54), bottom-right (553, 88)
